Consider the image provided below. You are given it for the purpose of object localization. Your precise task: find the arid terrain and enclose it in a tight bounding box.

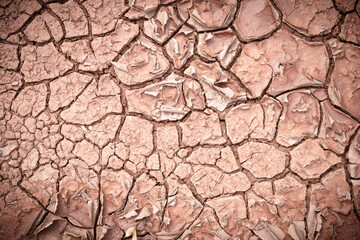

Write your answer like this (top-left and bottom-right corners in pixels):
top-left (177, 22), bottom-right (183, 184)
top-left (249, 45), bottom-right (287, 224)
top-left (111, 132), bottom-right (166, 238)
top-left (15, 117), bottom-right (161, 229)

top-left (1, 0), bottom-right (360, 239)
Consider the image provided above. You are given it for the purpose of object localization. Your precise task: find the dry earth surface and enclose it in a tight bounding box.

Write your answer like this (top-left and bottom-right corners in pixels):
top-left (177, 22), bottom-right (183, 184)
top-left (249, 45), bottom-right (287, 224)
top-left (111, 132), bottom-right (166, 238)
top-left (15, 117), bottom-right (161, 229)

top-left (1, 0), bottom-right (360, 239)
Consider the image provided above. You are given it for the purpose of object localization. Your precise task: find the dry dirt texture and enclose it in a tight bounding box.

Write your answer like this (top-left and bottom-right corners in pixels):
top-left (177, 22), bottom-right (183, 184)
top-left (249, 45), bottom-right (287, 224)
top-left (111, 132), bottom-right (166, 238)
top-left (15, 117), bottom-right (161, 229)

top-left (1, 0), bottom-right (360, 239)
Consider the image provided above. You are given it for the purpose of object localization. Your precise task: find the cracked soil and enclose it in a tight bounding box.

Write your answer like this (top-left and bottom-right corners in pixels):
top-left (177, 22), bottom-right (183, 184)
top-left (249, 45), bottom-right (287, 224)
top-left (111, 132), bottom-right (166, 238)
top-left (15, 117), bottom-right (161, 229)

top-left (0, 0), bottom-right (360, 239)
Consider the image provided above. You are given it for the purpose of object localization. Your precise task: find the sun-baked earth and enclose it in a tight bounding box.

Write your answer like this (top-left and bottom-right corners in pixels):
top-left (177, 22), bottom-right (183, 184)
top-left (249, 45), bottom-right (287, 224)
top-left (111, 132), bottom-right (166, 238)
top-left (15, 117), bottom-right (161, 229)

top-left (0, 0), bottom-right (360, 239)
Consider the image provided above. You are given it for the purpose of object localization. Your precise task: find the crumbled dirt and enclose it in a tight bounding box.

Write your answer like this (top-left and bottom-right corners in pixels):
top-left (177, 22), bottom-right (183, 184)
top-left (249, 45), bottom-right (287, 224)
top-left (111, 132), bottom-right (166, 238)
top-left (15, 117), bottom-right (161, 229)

top-left (0, 0), bottom-right (360, 239)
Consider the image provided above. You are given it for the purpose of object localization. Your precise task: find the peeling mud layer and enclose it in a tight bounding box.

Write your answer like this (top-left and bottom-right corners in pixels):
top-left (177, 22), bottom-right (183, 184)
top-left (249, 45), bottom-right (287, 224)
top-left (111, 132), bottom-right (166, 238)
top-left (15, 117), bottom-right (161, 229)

top-left (1, 0), bottom-right (360, 239)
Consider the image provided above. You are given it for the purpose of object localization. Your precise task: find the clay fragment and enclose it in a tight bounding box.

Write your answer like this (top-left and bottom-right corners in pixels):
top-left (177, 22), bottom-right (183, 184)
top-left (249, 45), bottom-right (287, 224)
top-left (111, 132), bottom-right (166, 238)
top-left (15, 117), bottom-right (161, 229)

top-left (198, 29), bottom-right (240, 68)
top-left (60, 74), bottom-right (122, 124)
top-left (231, 30), bottom-right (329, 97)
top-left (328, 39), bottom-right (360, 120)
top-left (84, 0), bottom-right (129, 35)
top-left (112, 37), bottom-right (170, 85)
top-left (234, 0), bottom-right (281, 41)
top-left (57, 159), bottom-right (99, 228)
top-left (340, 12), bottom-right (360, 44)
top-left (12, 83), bottom-right (47, 117)
top-left (21, 43), bottom-right (73, 83)
top-left (182, 207), bottom-right (232, 239)
top-left (126, 73), bottom-right (204, 121)
top-left (318, 101), bottom-right (359, 154)
top-left (274, 0), bottom-right (340, 36)
top-left (190, 165), bottom-right (251, 198)
top-left (0, 0), bottom-right (41, 39)
top-left (125, 0), bottom-right (160, 19)
top-left (180, 109), bottom-right (226, 146)
top-left (177, 0), bottom-right (237, 31)
top-left (165, 26), bottom-right (195, 69)
top-left (290, 139), bottom-right (341, 179)
top-left (144, 6), bottom-right (182, 44)
top-left (225, 95), bottom-right (282, 143)
top-left (276, 90), bottom-right (320, 147)
top-left (61, 20), bottom-right (139, 71)
top-left (238, 142), bottom-right (287, 178)
top-left (185, 60), bottom-right (247, 111)
top-left (207, 195), bottom-right (247, 236)
top-left (0, 43), bottom-right (19, 70)
top-left (49, 0), bottom-right (88, 38)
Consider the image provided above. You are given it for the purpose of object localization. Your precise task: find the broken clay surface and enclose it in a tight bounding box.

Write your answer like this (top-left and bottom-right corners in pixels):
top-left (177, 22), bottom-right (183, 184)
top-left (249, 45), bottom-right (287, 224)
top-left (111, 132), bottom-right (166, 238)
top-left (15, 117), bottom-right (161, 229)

top-left (1, 0), bottom-right (360, 239)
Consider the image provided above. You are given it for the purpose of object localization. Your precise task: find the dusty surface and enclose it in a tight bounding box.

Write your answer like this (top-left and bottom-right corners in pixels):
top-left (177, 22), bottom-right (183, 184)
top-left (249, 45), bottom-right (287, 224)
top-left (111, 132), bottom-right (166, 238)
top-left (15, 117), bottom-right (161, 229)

top-left (0, 0), bottom-right (360, 239)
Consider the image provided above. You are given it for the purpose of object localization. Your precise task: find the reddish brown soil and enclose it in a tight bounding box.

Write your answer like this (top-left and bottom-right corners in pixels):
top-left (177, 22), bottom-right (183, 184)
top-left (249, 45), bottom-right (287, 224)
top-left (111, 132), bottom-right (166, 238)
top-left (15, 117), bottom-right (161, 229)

top-left (0, 0), bottom-right (360, 239)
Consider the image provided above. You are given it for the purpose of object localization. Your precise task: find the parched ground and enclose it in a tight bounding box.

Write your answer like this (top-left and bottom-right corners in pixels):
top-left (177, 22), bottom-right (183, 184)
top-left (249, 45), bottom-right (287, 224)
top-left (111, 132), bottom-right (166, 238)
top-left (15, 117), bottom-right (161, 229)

top-left (0, 0), bottom-right (360, 239)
